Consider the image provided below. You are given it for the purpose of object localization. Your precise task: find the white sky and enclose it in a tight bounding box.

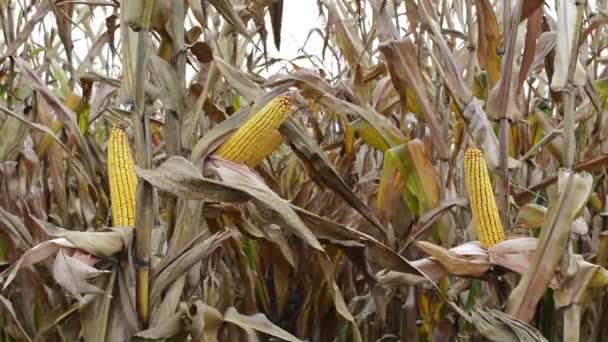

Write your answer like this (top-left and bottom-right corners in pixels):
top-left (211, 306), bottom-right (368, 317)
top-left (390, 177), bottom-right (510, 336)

top-left (265, 0), bottom-right (324, 58)
top-left (261, 0), bottom-right (376, 77)
top-left (261, 0), bottom-right (330, 75)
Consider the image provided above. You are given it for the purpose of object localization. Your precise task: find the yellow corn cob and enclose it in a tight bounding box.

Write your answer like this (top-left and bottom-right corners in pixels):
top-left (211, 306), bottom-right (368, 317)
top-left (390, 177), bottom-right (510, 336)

top-left (108, 128), bottom-right (137, 227)
top-left (215, 94), bottom-right (292, 166)
top-left (464, 147), bottom-right (505, 248)
top-left (246, 129), bottom-right (284, 167)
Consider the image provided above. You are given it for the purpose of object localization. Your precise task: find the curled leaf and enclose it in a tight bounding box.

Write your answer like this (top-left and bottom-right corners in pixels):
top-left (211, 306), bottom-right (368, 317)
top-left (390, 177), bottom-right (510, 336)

top-left (507, 171), bottom-right (593, 322)
top-left (514, 204), bottom-right (547, 229)
top-left (471, 307), bottom-right (548, 342)
top-left (415, 241), bottom-right (491, 277)
top-left (224, 307), bottom-right (305, 342)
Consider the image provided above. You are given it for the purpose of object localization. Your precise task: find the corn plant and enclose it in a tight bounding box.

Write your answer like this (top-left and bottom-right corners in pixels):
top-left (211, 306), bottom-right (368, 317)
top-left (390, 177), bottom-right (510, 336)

top-left (1, 0), bottom-right (608, 341)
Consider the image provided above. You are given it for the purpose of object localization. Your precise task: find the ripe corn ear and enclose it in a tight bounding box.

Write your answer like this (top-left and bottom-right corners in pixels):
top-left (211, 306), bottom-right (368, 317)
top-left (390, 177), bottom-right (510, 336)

top-left (246, 129), bottom-right (284, 167)
top-left (464, 147), bottom-right (505, 248)
top-left (216, 94), bottom-right (292, 166)
top-left (108, 128), bottom-right (137, 227)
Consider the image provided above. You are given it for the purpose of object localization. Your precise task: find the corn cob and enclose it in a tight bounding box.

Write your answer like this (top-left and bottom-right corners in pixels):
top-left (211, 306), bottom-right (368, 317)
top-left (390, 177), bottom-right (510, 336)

top-left (107, 128), bottom-right (137, 227)
top-left (215, 94), bottom-right (292, 167)
top-left (464, 147), bottom-right (505, 248)
top-left (246, 129), bottom-right (284, 167)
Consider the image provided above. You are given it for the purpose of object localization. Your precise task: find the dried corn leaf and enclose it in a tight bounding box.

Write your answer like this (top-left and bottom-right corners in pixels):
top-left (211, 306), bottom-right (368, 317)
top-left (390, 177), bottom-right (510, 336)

top-left (378, 38), bottom-right (449, 159)
top-left (515, 204), bottom-right (547, 229)
top-left (551, 0), bottom-right (587, 90)
top-left (52, 248), bottom-right (107, 299)
top-left (13, 57), bottom-right (95, 172)
top-left (207, 0), bottom-right (251, 40)
top-left (476, 0), bottom-right (502, 88)
top-left (190, 301), bottom-right (224, 342)
top-left (1, 225), bottom-right (131, 289)
top-left (280, 117), bottom-right (386, 238)
top-left (415, 241), bottom-right (491, 277)
top-left (463, 99), bottom-right (522, 170)
top-left (215, 55), bottom-right (264, 103)
top-left (292, 206), bottom-right (422, 276)
top-left (507, 170), bottom-right (593, 322)
top-left (150, 230), bottom-right (233, 305)
top-left (321, 0), bottom-right (370, 69)
top-left (471, 307), bottom-right (548, 342)
top-left (209, 158), bottom-right (324, 252)
top-left (266, 69), bottom-right (404, 149)
top-left (224, 306), bottom-right (305, 342)
top-left (135, 310), bottom-right (187, 339)
top-left (135, 156), bottom-right (250, 202)
top-left (79, 271), bottom-right (116, 342)
top-left (0, 295), bottom-right (32, 342)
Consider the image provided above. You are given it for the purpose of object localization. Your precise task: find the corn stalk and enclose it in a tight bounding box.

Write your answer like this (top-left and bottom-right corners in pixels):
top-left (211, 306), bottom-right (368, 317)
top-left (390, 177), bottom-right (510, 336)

top-left (120, 0), bottom-right (156, 326)
top-left (165, 0), bottom-right (185, 240)
top-left (564, 0), bottom-right (586, 168)
top-left (496, 0), bottom-right (522, 229)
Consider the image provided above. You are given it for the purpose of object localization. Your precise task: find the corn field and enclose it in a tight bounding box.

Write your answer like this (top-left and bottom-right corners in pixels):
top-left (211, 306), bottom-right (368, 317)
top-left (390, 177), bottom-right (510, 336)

top-left (2, 0), bottom-right (608, 341)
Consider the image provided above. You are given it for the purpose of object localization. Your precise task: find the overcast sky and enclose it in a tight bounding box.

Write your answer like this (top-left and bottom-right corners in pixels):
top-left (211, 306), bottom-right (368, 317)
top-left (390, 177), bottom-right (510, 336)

top-left (262, 0), bottom-right (328, 74)
top-left (266, 0), bottom-right (322, 56)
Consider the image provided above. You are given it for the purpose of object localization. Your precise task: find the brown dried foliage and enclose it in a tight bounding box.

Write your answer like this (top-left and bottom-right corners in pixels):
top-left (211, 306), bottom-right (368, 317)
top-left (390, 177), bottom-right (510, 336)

top-left (1, 0), bottom-right (608, 341)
